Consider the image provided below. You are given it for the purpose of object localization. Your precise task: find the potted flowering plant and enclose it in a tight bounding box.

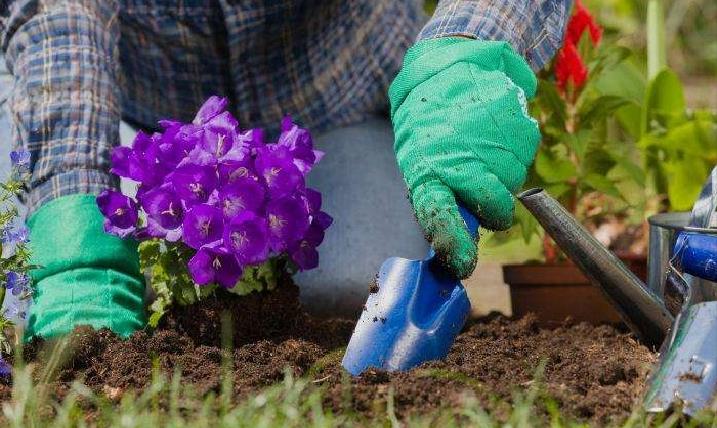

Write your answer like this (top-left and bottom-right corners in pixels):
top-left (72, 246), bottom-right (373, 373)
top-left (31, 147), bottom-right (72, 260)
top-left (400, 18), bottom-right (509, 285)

top-left (502, 0), bottom-right (717, 326)
top-left (97, 97), bottom-right (332, 326)
top-left (502, 1), bottom-right (647, 325)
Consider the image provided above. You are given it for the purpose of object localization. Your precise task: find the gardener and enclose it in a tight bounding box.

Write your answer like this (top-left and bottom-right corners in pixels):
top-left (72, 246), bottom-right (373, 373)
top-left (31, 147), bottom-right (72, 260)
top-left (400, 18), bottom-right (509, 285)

top-left (0, 0), bottom-right (571, 338)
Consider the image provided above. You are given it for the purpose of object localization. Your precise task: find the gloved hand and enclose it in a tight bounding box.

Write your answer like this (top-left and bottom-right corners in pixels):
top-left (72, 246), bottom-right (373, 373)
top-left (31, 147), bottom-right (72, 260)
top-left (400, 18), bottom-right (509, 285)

top-left (26, 194), bottom-right (146, 339)
top-left (389, 37), bottom-right (540, 279)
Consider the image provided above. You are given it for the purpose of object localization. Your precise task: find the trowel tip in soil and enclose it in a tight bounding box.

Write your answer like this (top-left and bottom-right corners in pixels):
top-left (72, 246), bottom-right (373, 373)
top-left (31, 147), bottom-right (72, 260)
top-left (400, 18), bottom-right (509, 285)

top-left (342, 254), bottom-right (471, 376)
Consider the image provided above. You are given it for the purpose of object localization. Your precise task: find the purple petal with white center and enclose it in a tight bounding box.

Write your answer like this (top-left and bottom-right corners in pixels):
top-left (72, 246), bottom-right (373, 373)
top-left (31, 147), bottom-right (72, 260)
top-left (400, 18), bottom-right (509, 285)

top-left (139, 185), bottom-right (184, 230)
top-left (6, 271), bottom-right (30, 296)
top-left (188, 241), bottom-right (242, 288)
top-left (170, 164), bottom-right (218, 205)
top-left (10, 150), bottom-right (31, 170)
top-left (266, 195), bottom-right (310, 252)
top-left (223, 211), bottom-right (270, 265)
top-left (182, 204), bottom-right (224, 249)
top-left (218, 159), bottom-right (257, 187)
top-left (97, 190), bottom-right (138, 238)
top-left (255, 146), bottom-right (303, 198)
top-left (218, 177), bottom-right (265, 218)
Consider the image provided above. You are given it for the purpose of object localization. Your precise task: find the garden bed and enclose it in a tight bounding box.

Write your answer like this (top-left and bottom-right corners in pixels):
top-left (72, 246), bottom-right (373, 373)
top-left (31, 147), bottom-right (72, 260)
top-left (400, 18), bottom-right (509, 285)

top-left (1, 282), bottom-right (656, 425)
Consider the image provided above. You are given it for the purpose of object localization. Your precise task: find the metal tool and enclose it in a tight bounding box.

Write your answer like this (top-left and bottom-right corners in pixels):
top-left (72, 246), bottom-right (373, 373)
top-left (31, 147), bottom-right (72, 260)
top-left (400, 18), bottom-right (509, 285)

top-left (341, 206), bottom-right (478, 376)
top-left (517, 165), bottom-right (717, 416)
top-left (517, 188), bottom-right (673, 348)
top-left (643, 166), bottom-right (717, 416)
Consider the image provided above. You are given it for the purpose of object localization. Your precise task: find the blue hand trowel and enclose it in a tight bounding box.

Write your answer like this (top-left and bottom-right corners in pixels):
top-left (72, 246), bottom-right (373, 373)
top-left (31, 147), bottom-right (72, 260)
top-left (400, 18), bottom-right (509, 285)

top-left (342, 206), bottom-right (479, 376)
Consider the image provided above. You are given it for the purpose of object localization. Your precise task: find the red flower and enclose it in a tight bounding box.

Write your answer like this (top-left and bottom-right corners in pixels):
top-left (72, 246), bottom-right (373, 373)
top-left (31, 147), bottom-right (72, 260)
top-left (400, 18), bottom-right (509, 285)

top-left (565, 0), bottom-right (602, 46)
top-left (555, 42), bottom-right (588, 90)
top-left (554, 0), bottom-right (602, 92)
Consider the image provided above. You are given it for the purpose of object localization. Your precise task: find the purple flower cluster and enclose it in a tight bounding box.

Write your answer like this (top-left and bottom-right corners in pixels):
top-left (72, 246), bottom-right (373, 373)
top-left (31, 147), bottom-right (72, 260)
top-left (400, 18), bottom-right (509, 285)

top-left (97, 97), bottom-right (332, 289)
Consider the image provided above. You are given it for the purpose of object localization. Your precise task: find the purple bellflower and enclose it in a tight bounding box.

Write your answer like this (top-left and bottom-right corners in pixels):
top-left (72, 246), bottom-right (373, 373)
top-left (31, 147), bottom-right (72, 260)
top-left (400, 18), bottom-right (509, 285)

top-left (182, 204), bottom-right (224, 249)
top-left (97, 190), bottom-right (139, 238)
top-left (223, 211), bottom-right (270, 265)
top-left (10, 150), bottom-right (31, 173)
top-left (188, 242), bottom-right (242, 288)
top-left (5, 271), bottom-right (30, 296)
top-left (98, 96), bottom-right (333, 290)
top-left (0, 356), bottom-right (11, 378)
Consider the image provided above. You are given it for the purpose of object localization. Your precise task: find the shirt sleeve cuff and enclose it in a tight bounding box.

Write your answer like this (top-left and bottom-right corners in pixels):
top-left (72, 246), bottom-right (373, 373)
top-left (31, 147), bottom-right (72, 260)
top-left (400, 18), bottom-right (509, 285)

top-left (417, 0), bottom-right (573, 71)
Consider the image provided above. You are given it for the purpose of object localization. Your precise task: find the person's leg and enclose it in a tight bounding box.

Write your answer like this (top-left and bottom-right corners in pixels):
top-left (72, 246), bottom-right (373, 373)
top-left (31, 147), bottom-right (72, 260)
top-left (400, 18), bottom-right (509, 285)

top-left (295, 116), bottom-right (429, 316)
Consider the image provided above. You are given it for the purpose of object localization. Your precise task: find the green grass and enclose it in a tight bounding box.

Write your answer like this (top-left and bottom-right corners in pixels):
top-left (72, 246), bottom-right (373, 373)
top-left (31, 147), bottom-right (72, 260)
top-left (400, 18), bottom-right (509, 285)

top-left (2, 359), bottom-right (716, 427)
top-left (2, 322), bottom-right (715, 427)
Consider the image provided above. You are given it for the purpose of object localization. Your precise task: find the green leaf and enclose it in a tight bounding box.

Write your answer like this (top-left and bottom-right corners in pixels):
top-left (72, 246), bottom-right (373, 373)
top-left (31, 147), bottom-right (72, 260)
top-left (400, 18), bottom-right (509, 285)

top-left (228, 257), bottom-right (284, 296)
top-left (578, 96), bottom-right (631, 128)
top-left (544, 183), bottom-right (571, 200)
top-left (563, 131), bottom-right (589, 160)
top-left (514, 204), bottom-right (540, 244)
top-left (593, 59), bottom-right (645, 104)
top-left (534, 150), bottom-right (577, 183)
top-left (534, 79), bottom-right (567, 126)
top-left (582, 145), bottom-right (617, 176)
top-left (582, 173), bottom-right (622, 198)
top-left (587, 46), bottom-right (632, 79)
top-left (643, 69), bottom-right (686, 134)
top-left (664, 158), bottom-right (710, 211)
top-left (612, 155), bottom-right (646, 187)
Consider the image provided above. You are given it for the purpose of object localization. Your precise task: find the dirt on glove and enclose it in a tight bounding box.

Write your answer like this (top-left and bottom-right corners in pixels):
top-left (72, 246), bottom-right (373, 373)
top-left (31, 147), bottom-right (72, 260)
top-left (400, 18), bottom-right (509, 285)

top-left (1, 282), bottom-right (655, 425)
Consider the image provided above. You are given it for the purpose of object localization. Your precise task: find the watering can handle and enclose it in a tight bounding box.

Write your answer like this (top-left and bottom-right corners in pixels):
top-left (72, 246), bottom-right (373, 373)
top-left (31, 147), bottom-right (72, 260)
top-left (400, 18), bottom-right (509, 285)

top-left (674, 232), bottom-right (717, 282)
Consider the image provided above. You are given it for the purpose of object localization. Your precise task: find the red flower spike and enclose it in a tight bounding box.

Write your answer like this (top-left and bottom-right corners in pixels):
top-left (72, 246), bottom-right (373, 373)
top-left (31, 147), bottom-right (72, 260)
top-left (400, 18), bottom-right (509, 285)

top-left (566, 0), bottom-right (603, 46)
top-left (555, 41), bottom-right (588, 91)
top-left (554, 0), bottom-right (602, 94)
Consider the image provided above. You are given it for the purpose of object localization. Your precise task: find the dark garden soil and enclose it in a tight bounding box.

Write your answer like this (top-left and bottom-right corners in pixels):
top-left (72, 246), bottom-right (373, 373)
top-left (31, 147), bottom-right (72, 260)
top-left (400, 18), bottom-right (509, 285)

top-left (0, 281), bottom-right (656, 425)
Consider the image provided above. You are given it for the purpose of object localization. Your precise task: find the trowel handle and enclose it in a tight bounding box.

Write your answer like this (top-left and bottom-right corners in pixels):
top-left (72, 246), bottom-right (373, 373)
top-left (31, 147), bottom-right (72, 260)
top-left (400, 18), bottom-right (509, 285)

top-left (457, 204), bottom-right (480, 238)
top-left (674, 232), bottom-right (717, 282)
top-left (425, 205), bottom-right (480, 261)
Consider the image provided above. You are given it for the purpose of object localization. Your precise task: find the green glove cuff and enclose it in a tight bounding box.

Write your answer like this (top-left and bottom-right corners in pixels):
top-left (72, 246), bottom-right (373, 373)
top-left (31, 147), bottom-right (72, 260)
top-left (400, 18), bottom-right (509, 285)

top-left (389, 37), bottom-right (537, 119)
top-left (26, 194), bottom-right (146, 339)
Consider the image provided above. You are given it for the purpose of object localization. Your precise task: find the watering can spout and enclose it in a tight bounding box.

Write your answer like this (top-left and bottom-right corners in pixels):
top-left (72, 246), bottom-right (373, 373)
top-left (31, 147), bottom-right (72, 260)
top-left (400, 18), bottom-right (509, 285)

top-left (517, 188), bottom-right (673, 348)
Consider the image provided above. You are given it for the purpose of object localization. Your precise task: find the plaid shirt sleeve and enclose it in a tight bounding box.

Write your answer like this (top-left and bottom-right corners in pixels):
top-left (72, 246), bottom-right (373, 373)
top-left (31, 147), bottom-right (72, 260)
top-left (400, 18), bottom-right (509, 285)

top-left (418, 0), bottom-right (573, 70)
top-left (1, 0), bottom-right (120, 215)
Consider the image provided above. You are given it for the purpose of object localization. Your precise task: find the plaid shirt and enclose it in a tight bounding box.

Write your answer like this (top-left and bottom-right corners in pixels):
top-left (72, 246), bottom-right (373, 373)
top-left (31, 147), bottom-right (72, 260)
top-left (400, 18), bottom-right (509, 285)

top-left (1, 0), bottom-right (571, 214)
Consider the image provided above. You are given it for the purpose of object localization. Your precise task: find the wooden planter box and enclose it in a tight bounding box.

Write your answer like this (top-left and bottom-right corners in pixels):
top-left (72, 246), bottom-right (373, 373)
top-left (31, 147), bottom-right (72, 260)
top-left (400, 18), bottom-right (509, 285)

top-left (503, 255), bottom-right (647, 326)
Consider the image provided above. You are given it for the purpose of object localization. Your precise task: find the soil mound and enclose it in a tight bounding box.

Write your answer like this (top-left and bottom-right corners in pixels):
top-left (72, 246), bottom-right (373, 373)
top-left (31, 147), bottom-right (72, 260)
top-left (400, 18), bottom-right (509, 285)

top-left (5, 285), bottom-right (655, 425)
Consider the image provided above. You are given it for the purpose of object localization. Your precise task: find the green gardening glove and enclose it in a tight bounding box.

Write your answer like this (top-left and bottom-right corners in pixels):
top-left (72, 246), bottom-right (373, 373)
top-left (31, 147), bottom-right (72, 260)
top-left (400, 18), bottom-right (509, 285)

top-left (25, 194), bottom-right (146, 339)
top-left (389, 37), bottom-right (540, 278)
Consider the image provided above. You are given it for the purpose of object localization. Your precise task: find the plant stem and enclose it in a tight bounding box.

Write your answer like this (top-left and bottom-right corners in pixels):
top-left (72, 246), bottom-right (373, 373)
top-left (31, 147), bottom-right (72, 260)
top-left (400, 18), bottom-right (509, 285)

top-left (647, 0), bottom-right (667, 79)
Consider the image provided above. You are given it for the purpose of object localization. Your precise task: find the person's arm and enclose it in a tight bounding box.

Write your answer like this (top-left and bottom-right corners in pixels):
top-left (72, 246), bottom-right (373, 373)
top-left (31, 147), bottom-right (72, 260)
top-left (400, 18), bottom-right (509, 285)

top-left (2, 0), bottom-right (120, 212)
top-left (418, 0), bottom-right (573, 70)
top-left (1, 0), bottom-right (145, 339)
top-left (390, 1), bottom-right (573, 278)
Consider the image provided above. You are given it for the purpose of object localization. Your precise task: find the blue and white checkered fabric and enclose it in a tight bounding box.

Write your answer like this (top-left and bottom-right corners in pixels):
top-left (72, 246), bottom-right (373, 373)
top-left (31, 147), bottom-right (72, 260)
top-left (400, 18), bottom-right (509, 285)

top-left (1, 0), bottom-right (570, 214)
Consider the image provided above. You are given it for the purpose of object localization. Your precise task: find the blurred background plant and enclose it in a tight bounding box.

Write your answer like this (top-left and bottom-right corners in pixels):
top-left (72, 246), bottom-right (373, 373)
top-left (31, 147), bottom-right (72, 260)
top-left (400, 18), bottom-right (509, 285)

top-left (0, 150), bottom-right (34, 376)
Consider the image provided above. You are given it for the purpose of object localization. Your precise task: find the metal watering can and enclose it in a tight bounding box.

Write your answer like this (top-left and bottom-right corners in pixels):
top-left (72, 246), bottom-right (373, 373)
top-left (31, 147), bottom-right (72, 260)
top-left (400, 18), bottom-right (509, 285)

top-left (517, 168), bottom-right (717, 416)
